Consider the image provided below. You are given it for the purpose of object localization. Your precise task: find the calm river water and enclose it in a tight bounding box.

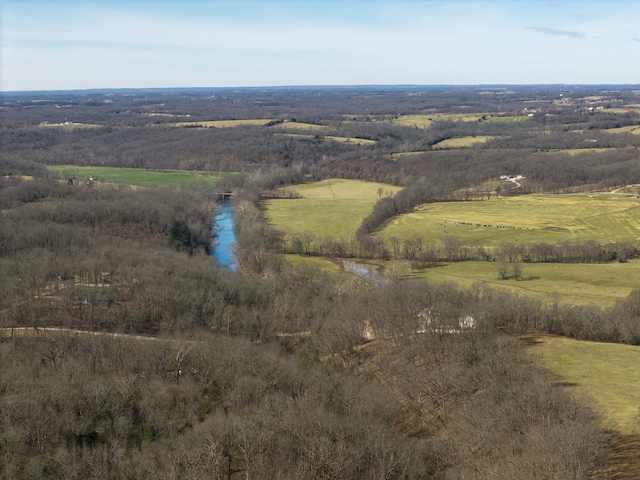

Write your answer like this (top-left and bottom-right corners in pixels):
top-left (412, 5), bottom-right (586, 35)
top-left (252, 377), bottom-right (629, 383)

top-left (210, 204), bottom-right (237, 272)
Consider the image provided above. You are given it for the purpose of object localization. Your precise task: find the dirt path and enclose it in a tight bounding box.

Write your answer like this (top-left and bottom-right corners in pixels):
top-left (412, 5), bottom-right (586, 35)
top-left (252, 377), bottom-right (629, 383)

top-left (608, 184), bottom-right (640, 194)
top-left (0, 326), bottom-right (163, 342)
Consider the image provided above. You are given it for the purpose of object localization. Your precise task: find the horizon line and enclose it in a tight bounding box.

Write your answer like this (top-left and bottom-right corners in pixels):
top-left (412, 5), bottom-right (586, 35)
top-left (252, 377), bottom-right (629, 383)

top-left (3, 83), bottom-right (640, 95)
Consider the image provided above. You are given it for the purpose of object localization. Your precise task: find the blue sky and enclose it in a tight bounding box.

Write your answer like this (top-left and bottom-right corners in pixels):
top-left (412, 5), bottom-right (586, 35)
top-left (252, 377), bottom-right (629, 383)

top-left (2, 0), bottom-right (639, 91)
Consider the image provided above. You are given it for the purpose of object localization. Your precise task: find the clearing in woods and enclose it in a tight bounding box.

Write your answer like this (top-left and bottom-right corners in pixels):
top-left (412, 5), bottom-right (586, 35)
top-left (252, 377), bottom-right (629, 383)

top-left (263, 179), bottom-right (402, 239)
top-left (432, 136), bottom-right (495, 149)
top-left (377, 193), bottom-right (640, 247)
top-left (46, 165), bottom-right (232, 188)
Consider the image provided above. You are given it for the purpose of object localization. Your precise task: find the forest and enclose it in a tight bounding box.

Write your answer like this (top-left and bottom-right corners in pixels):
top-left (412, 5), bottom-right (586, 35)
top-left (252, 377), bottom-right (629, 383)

top-left (1, 85), bottom-right (640, 479)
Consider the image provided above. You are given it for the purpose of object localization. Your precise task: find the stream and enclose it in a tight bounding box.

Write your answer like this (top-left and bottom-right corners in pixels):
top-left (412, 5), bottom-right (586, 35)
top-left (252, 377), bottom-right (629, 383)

top-left (210, 204), bottom-right (237, 272)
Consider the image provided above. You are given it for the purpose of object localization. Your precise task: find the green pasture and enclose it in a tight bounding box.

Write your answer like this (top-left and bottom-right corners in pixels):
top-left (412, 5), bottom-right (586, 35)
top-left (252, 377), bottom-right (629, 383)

top-left (378, 194), bottom-right (640, 247)
top-left (390, 115), bottom-right (434, 129)
top-left (263, 179), bottom-right (402, 238)
top-left (283, 255), bottom-right (342, 275)
top-left (172, 119), bottom-right (275, 128)
top-left (529, 335), bottom-right (640, 434)
top-left (283, 178), bottom-right (401, 199)
top-left (404, 260), bottom-right (639, 306)
top-left (432, 136), bottom-right (495, 149)
top-left (47, 165), bottom-right (232, 188)
top-left (264, 198), bottom-right (377, 239)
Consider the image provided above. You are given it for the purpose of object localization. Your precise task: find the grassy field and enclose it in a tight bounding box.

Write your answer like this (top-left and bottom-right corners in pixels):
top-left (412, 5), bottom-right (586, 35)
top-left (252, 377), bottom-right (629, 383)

top-left (404, 260), bottom-right (639, 306)
top-left (432, 136), bottom-right (495, 149)
top-left (528, 335), bottom-right (640, 434)
top-left (271, 121), bottom-right (334, 131)
top-left (283, 254), bottom-right (342, 275)
top-left (326, 135), bottom-right (376, 145)
top-left (483, 115), bottom-right (532, 123)
top-left (265, 198), bottom-right (379, 238)
top-left (389, 113), bottom-right (531, 128)
top-left (171, 119), bottom-right (275, 128)
top-left (263, 179), bottom-right (402, 238)
top-left (537, 148), bottom-right (617, 156)
top-left (603, 125), bottom-right (640, 134)
top-left (274, 133), bottom-right (376, 145)
top-left (265, 184), bottom-right (639, 305)
top-left (39, 123), bottom-right (101, 130)
top-left (378, 193), bottom-right (640, 247)
top-left (47, 165), bottom-right (233, 188)
top-left (390, 115), bottom-right (435, 128)
top-left (282, 178), bottom-right (401, 199)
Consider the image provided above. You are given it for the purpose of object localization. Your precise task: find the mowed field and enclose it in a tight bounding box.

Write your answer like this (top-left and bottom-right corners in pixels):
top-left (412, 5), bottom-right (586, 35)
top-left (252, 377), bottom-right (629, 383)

top-left (404, 260), bottom-right (639, 306)
top-left (271, 121), bottom-right (335, 132)
top-left (38, 123), bottom-right (101, 130)
top-left (378, 193), bottom-right (640, 247)
top-left (266, 185), bottom-right (640, 305)
top-left (432, 136), bottom-right (495, 149)
top-left (171, 119), bottom-right (275, 128)
top-left (389, 113), bottom-right (531, 128)
top-left (263, 179), bottom-right (402, 239)
top-left (528, 335), bottom-right (640, 434)
top-left (389, 115), bottom-right (435, 128)
top-left (47, 165), bottom-right (232, 188)
top-left (274, 133), bottom-right (376, 145)
top-left (604, 125), bottom-right (640, 134)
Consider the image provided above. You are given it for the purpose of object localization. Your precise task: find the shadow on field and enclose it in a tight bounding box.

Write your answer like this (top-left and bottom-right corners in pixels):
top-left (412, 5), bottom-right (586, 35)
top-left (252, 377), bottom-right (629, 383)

top-left (595, 432), bottom-right (640, 480)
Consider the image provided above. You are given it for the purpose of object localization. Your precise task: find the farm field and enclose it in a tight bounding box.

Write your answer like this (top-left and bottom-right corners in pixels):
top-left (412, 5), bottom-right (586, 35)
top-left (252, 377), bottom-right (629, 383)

top-left (171, 119), bottom-right (275, 128)
top-left (263, 179), bottom-right (402, 238)
top-left (536, 148), bottom-right (617, 155)
top-left (604, 125), bottom-right (640, 134)
top-left (38, 122), bottom-right (101, 130)
top-left (432, 135), bottom-right (495, 149)
top-left (46, 165), bottom-right (232, 188)
top-left (389, 113), bottom-right (532, 129)
top-left (389, 115), bottom-right (435, 128)
top-left (405, 259), bottom-right (639, 306)
top-left (274, 133), bottom-right (376, 145)
top-left (265, 198), bottom-right (377, 239)
top-left (271, 121), bottom-right (335, 131)
top-left (528, 335), bottom-right (640, 434)
top-left (280, 178), bottom-right (401, 199)
top-left (378, 193), bottom-right (640, 247)
top-left (484, 115), bottom-right (532, 122)
top-left (325, 135), bottom-right (376, 145)
top-left (266, 183), bottom-right (640, 305)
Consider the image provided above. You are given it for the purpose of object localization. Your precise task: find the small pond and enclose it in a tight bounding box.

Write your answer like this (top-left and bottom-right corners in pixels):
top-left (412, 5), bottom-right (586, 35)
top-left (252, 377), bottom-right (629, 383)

top-left (342, 260), bottom-right (388, 286)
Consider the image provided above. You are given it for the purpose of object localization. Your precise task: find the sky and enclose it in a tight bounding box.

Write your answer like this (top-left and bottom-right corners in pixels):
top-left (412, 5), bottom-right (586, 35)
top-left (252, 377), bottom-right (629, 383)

top-left (1, 0), bottom-right (639, 91)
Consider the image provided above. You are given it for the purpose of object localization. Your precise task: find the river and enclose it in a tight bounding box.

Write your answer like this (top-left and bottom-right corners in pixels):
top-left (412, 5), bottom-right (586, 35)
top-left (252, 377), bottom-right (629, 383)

top-left (210, 204), bottom-right (237, 272)
top-left (210, 204), bottom-right (384, 281)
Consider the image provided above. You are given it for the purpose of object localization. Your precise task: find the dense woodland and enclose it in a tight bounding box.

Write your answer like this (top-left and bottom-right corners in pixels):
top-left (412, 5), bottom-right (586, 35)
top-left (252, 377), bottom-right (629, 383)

top-left (1, 85), bottom-right (640, 478)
